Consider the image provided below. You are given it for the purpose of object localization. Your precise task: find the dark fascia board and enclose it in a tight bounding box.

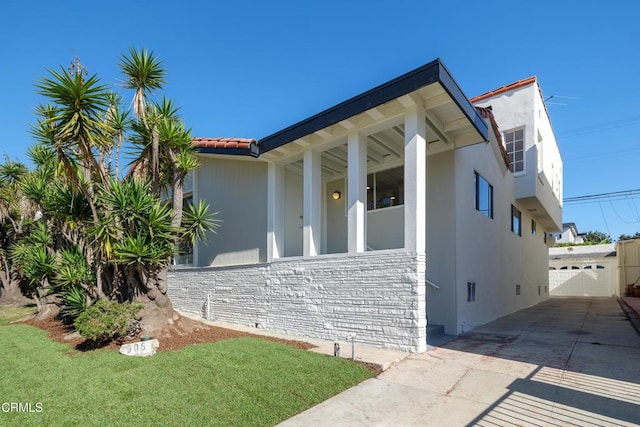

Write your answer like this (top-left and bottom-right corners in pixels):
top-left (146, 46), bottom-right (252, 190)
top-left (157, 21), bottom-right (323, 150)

top-left (197, 144), bottom-right (260, 158)
top-left (258, 58), bottom-right (488, 154)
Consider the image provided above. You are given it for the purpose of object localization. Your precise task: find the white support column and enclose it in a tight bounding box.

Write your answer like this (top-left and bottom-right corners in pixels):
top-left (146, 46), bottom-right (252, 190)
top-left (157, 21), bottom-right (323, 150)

top-left (347, 132), bottom-right (367, 253)
top-left (404, 101), bottom-right (427, 254)
top-left (267, 162), bottom-right (284, 261)
top-left (303, 148), bottom-right (322, 256)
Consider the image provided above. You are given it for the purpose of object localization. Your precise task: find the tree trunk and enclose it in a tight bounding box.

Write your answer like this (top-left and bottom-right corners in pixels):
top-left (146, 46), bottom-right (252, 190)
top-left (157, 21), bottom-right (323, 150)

top-left (171, 167), bottom-right (184, 231)
top-left (151, 127), bottom-right (160, 196)
top-left (34, 286), bottom-right (61, 320)
top-left (132, 268), bottom-right (180, 338)
top-left (0, 278), bottom-right (31, 305)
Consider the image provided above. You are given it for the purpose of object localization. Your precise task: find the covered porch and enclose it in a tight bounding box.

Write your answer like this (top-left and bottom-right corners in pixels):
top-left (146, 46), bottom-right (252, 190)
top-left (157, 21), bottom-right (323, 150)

top-left (258, 59), bottom-right (488, 261)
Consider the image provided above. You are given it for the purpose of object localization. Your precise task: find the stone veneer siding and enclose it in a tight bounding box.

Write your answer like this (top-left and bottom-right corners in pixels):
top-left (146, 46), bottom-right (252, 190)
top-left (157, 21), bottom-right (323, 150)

top-left (168, 250), bottom-right (427, 352)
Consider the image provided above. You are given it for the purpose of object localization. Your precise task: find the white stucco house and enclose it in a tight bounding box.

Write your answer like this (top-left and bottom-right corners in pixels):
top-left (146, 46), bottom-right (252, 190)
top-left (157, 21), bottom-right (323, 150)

top-left (168, 59), bottom-right (563, 352)
top-left (551, 222), bottom-right (585, 245)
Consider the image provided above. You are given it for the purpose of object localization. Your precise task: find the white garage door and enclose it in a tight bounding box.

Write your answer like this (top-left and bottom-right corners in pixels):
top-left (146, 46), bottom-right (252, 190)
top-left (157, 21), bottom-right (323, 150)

top-left (549, 262), bottom-right (613, 297)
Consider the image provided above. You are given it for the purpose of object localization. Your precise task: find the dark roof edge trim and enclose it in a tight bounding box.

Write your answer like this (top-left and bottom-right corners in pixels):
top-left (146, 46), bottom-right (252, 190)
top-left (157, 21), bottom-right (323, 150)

top-left (258, 59), bottom-right (488, 154)
top-left (438, 61), bottom-right (489, 141)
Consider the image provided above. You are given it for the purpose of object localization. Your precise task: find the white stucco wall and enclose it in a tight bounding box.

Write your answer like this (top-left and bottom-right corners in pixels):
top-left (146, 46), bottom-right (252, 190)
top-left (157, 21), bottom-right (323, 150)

top-left (325, 178), bottom-right (347, 254)
top-left (425, 149), bottom-right (457, 334)
top-left (474, 82), bottom-right (562, 232)
top-left (168, 251), bottom-right (427, 352)
top-left (450, 129), bottom-right (550, 334)
top-left (195, 156), bottom-right (268, 267)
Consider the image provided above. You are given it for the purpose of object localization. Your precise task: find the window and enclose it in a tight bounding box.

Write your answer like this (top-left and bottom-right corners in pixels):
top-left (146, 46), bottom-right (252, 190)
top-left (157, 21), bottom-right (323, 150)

top-left (531, 220), bottom-right (537, 236)
top-left (504, 128), bottom-right (525, 173)
top-left (474, 172), bottom-right (493, 219)
top-left (467, 282), bottom-right (476, 302)
top-left (511, 205), bottom-right (521, 236)
top-left (367, 166), bottom-right (404, 210)
top-left (516, 284), bottom-right (521, 295)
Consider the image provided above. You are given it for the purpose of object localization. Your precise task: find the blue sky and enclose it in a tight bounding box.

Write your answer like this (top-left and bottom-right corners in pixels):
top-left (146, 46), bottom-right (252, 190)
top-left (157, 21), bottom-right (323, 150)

top-left (2, 1), bottom-right (640, 240)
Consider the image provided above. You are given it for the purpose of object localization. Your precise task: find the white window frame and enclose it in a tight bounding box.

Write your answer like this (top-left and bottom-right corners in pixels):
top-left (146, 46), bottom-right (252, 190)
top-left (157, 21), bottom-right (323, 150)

top-left (366, 165), bottom-right (404, 211)
top-left (511, 205), bottom-right (522, 236)
top-left (474, 171), bottom-right (493, 219)
top-left (504, 127), bottom-right (525, 174)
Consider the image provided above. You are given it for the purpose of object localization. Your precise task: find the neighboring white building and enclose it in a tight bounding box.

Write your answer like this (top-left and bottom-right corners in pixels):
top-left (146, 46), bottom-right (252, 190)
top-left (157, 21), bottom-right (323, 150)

top-left (551, 222), bottom-right (585, 245)
top-left (168, 60), bottom-right (563, 352)
top-left (549, 244), bottom-right (617, 296)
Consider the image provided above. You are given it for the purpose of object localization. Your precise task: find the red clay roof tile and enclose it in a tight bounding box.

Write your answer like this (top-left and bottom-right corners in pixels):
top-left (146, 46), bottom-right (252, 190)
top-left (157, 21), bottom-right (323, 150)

top-left (192, 137), bottom-right (258, 150)
top-left (470, 76), bottom-right (537, 103)
top-left (475, 106), bottom-right (510, 168)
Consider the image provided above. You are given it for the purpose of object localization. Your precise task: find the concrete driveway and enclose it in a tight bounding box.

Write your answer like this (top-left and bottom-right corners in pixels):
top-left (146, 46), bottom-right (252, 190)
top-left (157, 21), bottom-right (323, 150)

top-left (280, 297), bottom-right (640, 426)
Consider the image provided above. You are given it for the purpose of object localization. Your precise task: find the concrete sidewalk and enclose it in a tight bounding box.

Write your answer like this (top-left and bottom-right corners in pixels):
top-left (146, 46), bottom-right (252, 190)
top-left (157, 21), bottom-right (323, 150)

top-left (279, 297), bottom-right (640, 426)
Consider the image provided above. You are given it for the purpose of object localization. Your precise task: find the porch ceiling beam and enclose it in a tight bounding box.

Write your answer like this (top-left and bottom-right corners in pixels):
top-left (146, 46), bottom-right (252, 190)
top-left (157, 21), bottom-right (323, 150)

top-left (314, 129), bottom-right (332, 139)
top-left (339, 119), bottom-right (356, 130)
top-left (275, 146), bottom-right (292, 155)
top-left (424, 110), bottom-right (452, 145)
top-left (444, 117), bottom-right (469, 133)
top-left (391, 125), bottom-right (404, 139)
top-left (423, 92), bottom-right (453, 110)
top-left (261, 151), bottom-right (285, 162)
top-left (321, 156), bottom-right (346, 173)
top-left (366, 107), bottom-right (385, 120)
top-left (323, 150), bottom-right (348, 166)
top-left (294, 138), bottom-right (311, 147)
top-left (397, 94), bottom-right (418, 108)
top-left (369, 134), bottom-right (402, 159)
top-left (321, 163), bottom-right (343, 176)
top-left (366, 150), bottom-right (383, 164)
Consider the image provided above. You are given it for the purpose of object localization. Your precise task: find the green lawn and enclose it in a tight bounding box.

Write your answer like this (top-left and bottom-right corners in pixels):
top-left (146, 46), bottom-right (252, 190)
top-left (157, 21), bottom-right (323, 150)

top-left (0, 305), bottom-right (36, 325)
top-left (0, 314), bottom-right (374, 426)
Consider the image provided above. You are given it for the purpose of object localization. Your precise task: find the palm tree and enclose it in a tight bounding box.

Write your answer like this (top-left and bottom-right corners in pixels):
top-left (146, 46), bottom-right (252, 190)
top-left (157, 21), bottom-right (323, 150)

top-left (119, 48), bottom-right (166, 195)
top-left (11, 49), bottom-right (218, 336)
top-left (34, 67), bottom-right (112, 221)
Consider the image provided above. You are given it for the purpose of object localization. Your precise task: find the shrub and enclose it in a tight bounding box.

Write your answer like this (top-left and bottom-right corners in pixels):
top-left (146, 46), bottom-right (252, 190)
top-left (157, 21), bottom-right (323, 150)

top-left (74, 299), bottom-right (143, 342)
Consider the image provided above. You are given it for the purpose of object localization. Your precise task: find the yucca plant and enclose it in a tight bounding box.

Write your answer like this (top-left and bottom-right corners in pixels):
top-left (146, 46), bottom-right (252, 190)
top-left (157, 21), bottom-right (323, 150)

top-left (61, 285), bottom-right (91, 319)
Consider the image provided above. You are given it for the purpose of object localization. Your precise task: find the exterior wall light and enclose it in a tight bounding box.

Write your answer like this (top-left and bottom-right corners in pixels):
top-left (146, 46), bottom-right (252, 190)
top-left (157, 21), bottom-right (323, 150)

top-left (332, 191), bottom-right (341, 200)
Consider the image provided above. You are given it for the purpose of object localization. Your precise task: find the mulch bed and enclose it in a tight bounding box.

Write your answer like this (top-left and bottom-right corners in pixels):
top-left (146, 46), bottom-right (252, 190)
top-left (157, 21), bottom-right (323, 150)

top-left (18, 315), bottom-right (317, 353)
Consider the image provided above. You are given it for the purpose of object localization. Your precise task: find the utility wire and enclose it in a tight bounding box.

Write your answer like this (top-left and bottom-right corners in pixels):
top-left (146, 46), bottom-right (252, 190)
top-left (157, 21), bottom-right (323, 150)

top-left (564, 188), bottom-right (640, 204)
